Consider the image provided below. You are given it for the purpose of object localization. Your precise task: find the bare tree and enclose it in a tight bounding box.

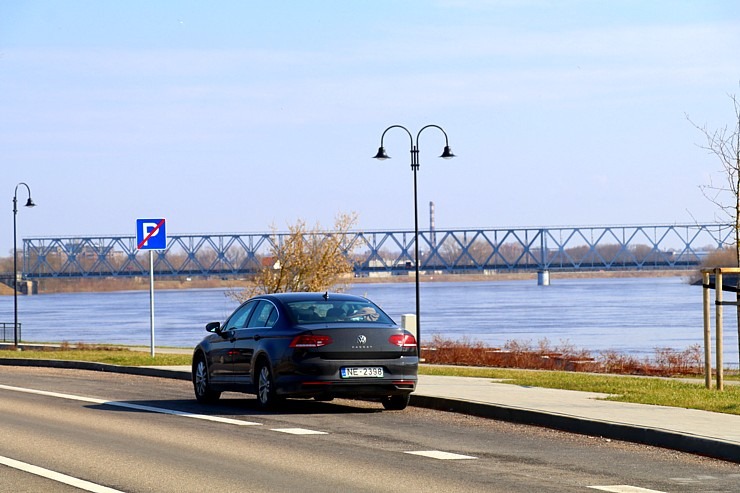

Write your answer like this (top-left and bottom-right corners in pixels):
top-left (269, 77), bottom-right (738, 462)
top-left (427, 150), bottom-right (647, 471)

top-left (231, 212), bottom-right (358, 301)
top-left (689, 87), bottom-right (740, 363)
top-left (689, 90), bottom-right (740, 264)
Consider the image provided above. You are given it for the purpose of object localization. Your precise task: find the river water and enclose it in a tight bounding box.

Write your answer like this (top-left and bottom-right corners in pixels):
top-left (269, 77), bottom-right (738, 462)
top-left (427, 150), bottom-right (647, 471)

top-left (2, 276), bottom-right (737, 367)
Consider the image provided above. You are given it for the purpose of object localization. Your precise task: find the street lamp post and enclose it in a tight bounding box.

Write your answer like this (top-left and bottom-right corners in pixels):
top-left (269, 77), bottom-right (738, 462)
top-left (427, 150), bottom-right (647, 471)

top-left (13, 183), bottom-right (36, 347)
top-left (373, 125), bottom-right (454, 355)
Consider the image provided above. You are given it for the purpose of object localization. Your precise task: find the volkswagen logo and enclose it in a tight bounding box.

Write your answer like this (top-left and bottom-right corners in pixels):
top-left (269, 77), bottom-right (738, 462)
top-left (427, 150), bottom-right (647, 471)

top-left (357, 335), bottom-right (367, 345)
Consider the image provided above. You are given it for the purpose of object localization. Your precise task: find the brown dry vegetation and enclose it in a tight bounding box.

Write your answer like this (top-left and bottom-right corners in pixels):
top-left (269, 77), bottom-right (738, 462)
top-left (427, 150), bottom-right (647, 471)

top-left (422, 336), bottom-right (705, 377)
top-left (700, 247), bottom-right (738, 268)
top-left (31, 277), bottom-right (253, 294)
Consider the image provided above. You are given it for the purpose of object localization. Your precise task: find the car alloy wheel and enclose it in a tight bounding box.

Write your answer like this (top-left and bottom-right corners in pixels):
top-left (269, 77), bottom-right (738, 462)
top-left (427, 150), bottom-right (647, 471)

top-left (193, 356), bottom-right (220, 403)
top-left (257, 363), bottom-right (279, 409)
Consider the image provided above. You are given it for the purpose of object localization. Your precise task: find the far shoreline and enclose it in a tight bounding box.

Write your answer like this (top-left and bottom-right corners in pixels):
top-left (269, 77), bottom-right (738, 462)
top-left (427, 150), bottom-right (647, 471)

top-left (1, 269), bottom-right (698, 296)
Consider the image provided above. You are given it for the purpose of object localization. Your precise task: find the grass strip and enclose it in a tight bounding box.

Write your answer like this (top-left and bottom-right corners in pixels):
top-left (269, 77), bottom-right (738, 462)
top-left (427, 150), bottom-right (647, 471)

top-left (0, 349), bottom-right (191, 367)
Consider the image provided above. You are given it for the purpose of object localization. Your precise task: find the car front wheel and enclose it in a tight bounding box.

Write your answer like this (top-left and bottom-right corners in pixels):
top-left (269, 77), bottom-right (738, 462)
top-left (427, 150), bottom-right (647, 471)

top-left (193, 356), bottom-right (221, 403)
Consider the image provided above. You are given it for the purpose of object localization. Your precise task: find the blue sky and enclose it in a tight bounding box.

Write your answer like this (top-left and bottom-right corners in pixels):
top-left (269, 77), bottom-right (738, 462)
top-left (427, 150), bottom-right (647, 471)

top-left (2, 1), bottom-right (739, 255)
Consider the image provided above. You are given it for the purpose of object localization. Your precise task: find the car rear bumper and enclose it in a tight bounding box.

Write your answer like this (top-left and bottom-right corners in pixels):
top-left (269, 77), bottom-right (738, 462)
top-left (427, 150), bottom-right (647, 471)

top-left (275, 355), bottom-right (418, 398)
top-left (278, 380), bottom-right (416, 399)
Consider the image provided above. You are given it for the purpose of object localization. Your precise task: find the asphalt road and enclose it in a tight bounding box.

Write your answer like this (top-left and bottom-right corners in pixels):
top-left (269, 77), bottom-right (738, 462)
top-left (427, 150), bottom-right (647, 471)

top-left (1, 367), bottom-right (739, 493)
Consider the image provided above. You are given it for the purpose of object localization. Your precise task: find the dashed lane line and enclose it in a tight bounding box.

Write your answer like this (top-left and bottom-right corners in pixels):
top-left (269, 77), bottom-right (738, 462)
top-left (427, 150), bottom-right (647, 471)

top-left (271, 428), bottom-right (329, 435)
top-left (404, 451), bottom-right (477, 460)
top-left (0, 454), bottom-right (126, 493)
top-left (588, 486), bottom-right (667, 493)
top-left (0, 384), bottom-right (261, 426)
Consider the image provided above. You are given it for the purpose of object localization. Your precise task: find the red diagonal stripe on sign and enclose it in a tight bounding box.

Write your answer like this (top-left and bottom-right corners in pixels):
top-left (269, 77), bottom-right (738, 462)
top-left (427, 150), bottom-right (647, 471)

top-left (138, 219), bottom-right (165, 249)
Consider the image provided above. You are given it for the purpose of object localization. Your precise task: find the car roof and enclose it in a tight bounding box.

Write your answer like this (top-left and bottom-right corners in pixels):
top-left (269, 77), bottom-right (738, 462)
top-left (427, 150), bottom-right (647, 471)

top-left (256, 292), bottom-right (368, 303)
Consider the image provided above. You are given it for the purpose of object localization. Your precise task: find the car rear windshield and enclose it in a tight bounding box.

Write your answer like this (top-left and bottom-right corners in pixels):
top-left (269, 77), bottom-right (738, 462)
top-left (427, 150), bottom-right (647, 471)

top-left (284, 300), bottom-right (394, 325)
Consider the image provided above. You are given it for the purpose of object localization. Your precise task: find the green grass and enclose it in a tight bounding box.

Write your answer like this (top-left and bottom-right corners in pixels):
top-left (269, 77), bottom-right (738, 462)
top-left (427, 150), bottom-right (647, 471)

top-left (3, 348), bottom-right (740, 415)
top-left (0, 348), bottom-right (192, 367)
top-left (419, 365), bottom-right (740, 415)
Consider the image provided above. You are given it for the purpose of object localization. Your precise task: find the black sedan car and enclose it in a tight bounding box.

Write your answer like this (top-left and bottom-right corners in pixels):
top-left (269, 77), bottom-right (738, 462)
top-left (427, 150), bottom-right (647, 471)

top-left (192, 292), bottom-right (418, 410)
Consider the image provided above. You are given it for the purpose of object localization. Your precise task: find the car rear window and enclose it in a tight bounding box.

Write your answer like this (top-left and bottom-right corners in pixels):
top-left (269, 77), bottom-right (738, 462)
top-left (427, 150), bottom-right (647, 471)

top-left (284, 300), bottom-right (394, 325)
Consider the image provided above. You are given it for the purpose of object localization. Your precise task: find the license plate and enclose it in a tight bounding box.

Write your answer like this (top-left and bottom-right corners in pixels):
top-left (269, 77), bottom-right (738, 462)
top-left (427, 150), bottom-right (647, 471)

top-left (340, 367), bottom-right (384, 378)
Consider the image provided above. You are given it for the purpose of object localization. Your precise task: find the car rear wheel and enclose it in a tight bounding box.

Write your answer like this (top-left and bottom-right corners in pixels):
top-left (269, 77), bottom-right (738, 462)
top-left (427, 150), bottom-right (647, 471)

top-left (314, 395), bottom-right (334, 402)
top-left (382, 394), bottom-right (410, 411)
top-left (193, 356), bottom-right (221, 403)
top-left (257, 363), bottom-right (281, 410)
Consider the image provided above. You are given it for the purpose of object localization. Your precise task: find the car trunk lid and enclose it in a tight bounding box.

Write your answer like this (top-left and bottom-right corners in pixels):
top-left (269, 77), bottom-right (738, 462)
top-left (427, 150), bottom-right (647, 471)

top-left (291, 324), bottom-right (416, 359)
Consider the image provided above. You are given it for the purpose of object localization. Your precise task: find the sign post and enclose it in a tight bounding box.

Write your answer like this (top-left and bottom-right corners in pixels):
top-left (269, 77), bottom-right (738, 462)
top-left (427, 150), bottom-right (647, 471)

top-left (136, 218), bottom-right (167, 357)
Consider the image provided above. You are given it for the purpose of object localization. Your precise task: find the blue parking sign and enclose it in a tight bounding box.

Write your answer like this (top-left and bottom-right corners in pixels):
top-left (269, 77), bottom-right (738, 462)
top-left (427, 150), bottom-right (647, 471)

top-left (136, 218), bottom-right (167, 250)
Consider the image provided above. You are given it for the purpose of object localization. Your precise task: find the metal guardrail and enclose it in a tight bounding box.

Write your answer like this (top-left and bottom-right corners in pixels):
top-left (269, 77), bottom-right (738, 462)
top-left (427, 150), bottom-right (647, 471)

top-left (1, 322), bottom-right (21, 343)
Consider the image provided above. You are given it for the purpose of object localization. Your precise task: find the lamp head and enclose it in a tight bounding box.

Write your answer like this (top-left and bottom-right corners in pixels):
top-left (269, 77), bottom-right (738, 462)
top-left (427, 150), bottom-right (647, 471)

top-left (440, 146), bottom-right (455, 159)
top-left (24, 198), bottom-right (36, 208)
top-left (373, 146), bottom-right (390, 160)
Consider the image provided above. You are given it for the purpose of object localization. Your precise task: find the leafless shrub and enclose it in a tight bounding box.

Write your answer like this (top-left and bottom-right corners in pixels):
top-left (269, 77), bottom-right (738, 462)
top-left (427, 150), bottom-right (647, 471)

top-left (652, 344), bottom-right (703, 375)
top-left (596, 350), bottom-right (650, 375)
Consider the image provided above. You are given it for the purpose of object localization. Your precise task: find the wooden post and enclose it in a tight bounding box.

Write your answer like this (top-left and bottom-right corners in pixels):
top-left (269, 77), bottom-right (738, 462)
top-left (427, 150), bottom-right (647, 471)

top-left (715, 269), bottom-right (724, 391)
top-left (702, 271), bottom-right (712, 389)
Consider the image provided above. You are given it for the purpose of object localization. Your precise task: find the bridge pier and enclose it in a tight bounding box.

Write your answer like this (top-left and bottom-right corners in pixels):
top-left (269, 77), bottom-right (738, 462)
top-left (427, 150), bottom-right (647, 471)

top-left (14, 280), bottom-right (37, 295)
top-left (0, 276), bottom-right (36, 295)
top-left (23, 280), bottom-right (37, 295)
top-left (537, 270), bottom-right (550, 286)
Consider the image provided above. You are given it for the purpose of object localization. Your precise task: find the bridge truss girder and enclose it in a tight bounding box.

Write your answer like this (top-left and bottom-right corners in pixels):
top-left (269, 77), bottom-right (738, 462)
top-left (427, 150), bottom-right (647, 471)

top-left (19, 224), bottom-right (734, 279)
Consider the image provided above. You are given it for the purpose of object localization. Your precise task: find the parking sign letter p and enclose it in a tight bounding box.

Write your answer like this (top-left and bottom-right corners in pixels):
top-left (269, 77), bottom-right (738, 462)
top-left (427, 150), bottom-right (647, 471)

top-left (142, 222), bottom-right (159, 246)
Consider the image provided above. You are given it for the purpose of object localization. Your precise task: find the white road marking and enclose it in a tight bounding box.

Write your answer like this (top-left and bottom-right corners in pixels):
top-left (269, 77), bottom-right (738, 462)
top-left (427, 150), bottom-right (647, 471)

top-left (0, 384), bottom-right (261, 426)
top-left (589, 486), bottom-right (667, 493)
top-left (0, 454), bottom-right (125, 493)
top-left (404, 450), bottom-right (477, 460)
top-left (3, 385), bottom-right (497, 465)
top-left (271, 428), bottom-right (328, 435)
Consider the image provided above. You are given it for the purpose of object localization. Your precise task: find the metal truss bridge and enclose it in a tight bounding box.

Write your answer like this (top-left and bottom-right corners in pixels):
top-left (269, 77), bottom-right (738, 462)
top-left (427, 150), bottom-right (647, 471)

top-left (15, 223), bottom-right (733, 281)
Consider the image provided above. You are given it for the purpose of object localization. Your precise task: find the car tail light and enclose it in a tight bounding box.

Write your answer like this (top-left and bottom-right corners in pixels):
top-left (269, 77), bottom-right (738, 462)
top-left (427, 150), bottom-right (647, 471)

top-left (389, 334), bottom-right (417, 348)
top-left (290, 335), bottom-right (333, 348)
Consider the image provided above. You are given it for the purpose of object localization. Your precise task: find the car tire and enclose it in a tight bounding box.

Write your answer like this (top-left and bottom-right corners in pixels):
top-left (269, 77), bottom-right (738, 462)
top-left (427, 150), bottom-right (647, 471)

top-left (193, 355), bottom-right (221, 403)
top-left (314, 395), bottom-right (334, 402)
top-left (382, 394), bottom-right (410, 411)
top-left (257, 362), bottom-right (281, 410)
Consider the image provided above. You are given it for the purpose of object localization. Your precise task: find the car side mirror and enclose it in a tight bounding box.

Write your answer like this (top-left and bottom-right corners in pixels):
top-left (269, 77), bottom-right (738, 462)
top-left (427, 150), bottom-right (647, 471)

top-left (205, 321), bottom-right (221, 333)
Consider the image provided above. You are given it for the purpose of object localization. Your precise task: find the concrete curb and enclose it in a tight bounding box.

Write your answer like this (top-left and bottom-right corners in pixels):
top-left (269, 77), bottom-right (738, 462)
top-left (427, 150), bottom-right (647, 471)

top-left (2, 358), bottom-right (738, 463)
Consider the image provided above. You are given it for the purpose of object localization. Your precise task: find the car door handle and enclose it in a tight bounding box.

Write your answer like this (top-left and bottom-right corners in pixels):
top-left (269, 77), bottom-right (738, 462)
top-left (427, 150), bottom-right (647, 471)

top-left (253, 334), bottom-right (262, 341)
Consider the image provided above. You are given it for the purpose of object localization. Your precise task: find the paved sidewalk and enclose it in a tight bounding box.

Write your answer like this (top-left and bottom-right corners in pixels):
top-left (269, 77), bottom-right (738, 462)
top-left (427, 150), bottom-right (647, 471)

top-left (1, 356), bottom-right (738, 463)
